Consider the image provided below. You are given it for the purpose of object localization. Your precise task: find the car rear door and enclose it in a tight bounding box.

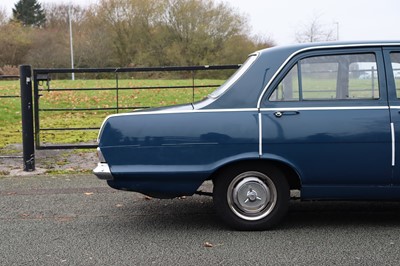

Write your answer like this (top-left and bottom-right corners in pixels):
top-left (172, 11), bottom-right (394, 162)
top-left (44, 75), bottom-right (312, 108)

top-left (260, 48), bottom-right (392, 198)
top-left (383, 47), bottom-right (400, 184)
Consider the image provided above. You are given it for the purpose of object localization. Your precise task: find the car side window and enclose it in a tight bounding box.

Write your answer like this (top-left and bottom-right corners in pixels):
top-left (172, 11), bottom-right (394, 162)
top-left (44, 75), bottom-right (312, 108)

top-left (269, 53), bottom-right (380, 101)
top-left (389, 52), bottom-right (400, 98)
top-left (269, 64), bottom-right (299, 101)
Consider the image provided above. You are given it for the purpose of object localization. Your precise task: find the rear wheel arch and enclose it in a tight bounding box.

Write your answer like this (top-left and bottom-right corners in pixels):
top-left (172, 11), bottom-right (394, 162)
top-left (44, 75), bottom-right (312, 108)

top-left (210, 159), bottom-right (301, 190)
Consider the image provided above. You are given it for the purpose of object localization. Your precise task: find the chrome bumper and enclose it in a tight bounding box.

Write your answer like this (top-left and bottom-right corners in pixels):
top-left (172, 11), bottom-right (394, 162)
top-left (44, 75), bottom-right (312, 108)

top-left (93, 163), bottom-right (114, 180)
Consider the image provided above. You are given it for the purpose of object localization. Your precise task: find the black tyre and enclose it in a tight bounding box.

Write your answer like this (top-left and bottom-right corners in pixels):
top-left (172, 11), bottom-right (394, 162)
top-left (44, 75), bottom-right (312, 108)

top-left (213, 165), bottom-right (289, 230)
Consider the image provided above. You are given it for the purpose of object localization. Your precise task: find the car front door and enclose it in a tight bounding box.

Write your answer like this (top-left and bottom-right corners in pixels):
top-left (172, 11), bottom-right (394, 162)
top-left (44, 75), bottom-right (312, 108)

top-left (260, 48), bottom-right (392, 199)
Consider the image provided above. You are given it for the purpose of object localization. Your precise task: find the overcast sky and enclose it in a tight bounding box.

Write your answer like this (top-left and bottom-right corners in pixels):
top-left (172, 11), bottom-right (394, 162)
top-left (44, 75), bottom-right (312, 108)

top-left (2, 0), bottom-right (400, 45)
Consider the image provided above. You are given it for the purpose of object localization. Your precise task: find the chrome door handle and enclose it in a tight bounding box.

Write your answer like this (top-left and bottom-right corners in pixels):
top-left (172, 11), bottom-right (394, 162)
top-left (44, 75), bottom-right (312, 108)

top-left (274, 111), bottom-right (299, 117)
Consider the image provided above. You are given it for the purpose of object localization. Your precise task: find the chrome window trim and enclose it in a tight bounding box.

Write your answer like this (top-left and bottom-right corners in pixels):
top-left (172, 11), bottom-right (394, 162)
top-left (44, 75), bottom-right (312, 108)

top-left (104, 108), bottom-right (258, 119)
top-left (260, 106), bottom-right (389, 112)
top-left (258, 112), bottom-right (262, 156)
top-left (256, 42), bottom-right (400, 109)
top-left (101, 106), bottom-right (389, 121)
top-left (391, 122), bottom-right (396, 166)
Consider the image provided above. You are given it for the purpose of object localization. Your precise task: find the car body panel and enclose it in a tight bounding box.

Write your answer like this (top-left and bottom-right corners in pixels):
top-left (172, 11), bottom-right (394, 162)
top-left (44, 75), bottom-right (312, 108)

top-left (99, 110), bottom-right (259, 197)
top-left (261, 108), bottom-right (392, 184)
top-left (95, 41), bottom-right (400, 200)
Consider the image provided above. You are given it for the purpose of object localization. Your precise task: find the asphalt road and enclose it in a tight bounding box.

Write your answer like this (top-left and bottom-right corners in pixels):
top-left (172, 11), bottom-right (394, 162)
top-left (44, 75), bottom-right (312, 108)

top-left (1, 174), bottom-right (400, 265)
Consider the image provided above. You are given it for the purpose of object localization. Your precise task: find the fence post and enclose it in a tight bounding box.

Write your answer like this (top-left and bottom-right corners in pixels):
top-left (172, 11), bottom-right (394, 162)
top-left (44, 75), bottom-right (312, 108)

top-left (20, 65), bottom-right (35, 171)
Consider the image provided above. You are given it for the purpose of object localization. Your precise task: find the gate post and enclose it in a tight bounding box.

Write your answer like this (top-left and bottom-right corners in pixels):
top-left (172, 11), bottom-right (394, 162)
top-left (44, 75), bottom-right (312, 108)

top-left (20, 65), bottom-right (35, 171)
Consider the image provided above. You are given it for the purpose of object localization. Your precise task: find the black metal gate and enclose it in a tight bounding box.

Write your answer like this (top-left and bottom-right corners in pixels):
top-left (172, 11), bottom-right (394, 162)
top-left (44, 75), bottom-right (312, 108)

top-left (19, 64), bottom-right (240, 171)
top-left (31, 65), bottom-right (239, 150)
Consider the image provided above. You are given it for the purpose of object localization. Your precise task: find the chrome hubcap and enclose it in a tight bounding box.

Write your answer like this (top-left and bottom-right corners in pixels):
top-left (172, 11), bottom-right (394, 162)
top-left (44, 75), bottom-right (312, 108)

top-left (246, 188), bottom-right (260, 202)
top-left (233, 177), bottom-right (270, 214)
top-left (228, 172), bottom-right (277, 221)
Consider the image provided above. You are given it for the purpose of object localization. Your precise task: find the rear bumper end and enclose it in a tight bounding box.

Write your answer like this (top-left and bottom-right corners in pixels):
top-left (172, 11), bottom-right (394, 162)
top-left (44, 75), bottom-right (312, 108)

top-left (93, 163), bottom-right (114, 180)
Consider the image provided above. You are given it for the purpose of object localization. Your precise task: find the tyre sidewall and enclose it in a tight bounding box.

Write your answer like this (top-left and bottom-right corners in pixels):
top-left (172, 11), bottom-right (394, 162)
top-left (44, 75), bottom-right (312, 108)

top-left (213, 164), bottom-right (289, 230)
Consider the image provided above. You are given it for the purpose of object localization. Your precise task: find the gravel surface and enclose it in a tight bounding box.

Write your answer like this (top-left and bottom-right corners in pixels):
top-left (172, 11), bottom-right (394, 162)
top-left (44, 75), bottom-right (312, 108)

top-left (0, 144), bottom-right (97, 176)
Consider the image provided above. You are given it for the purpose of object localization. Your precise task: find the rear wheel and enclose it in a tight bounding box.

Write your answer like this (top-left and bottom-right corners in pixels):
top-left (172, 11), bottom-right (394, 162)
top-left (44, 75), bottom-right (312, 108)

top-left (213, 165), bottom-right (289, 230)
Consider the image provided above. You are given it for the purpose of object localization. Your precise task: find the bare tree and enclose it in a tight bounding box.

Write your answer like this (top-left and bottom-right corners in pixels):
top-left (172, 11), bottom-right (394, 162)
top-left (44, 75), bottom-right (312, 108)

top-left (295, 15), bottom-right (336, 43)
top-left (94, 0), bottom-right (166, 66)
top-left (163, 0), bottom-right (247, 65)
top-left (0, 22), bottom-right (34, 66)
top-left (1, 0), bottom-right (276, 68)
top-left (44, 3), bottom-right (87, 29)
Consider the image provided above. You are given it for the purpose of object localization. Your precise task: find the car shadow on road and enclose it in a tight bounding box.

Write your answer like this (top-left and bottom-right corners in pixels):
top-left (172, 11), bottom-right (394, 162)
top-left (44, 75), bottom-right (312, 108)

top-left (107, 195), bottom-right (226, 231)
top-left (104, 196), bottom-right (400, 232)
top-left (281, 200), bottom-right (400, 229)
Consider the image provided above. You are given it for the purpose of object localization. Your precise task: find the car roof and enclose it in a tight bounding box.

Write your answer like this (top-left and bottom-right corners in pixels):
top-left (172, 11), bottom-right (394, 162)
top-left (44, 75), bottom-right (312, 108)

top-left (203, 41), bottom-right (400, 109)
top-left (257, 40), bottom-right (400, 56)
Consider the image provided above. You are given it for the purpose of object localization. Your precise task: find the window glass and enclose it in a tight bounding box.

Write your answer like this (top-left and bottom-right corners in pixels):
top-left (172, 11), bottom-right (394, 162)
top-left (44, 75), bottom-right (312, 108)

top-left (269, 64), bottom-right (299, 101)
top-left (389, 53), bottom-right (400, 98)
top-left (209, 54), bottom-right (258, 99)
top-left (301, 57), bottom-right (338, 100)
top-left (269, 53), bottom-right (379, 101)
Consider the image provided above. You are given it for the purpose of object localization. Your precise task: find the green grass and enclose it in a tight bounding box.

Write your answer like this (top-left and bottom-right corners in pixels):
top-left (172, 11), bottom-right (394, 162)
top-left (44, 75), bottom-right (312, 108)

top-left (3, 77), bottom-right (399, 149)
top-left (0, 80), bottom-right (21, 148)
top-left (0, 79), bottom-right (222, 148)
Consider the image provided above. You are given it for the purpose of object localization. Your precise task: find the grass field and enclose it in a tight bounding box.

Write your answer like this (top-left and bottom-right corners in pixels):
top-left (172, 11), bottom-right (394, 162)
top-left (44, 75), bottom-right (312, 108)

top-left (2, 76), bottom-right (400, 150)
top-left (0, 79), bottom-right (222, 149)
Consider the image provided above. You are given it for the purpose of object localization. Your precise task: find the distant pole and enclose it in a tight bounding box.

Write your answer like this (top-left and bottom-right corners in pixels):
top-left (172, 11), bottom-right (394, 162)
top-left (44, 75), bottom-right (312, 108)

top-left (335, 22), bottom-right (340, 41)
top-left (68, 3), bottom-right (75, 80)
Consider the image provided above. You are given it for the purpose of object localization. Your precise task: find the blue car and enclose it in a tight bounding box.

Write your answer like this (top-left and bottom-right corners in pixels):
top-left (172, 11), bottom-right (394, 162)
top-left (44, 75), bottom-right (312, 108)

top-left (94, 41), bottom-right (400, 230)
